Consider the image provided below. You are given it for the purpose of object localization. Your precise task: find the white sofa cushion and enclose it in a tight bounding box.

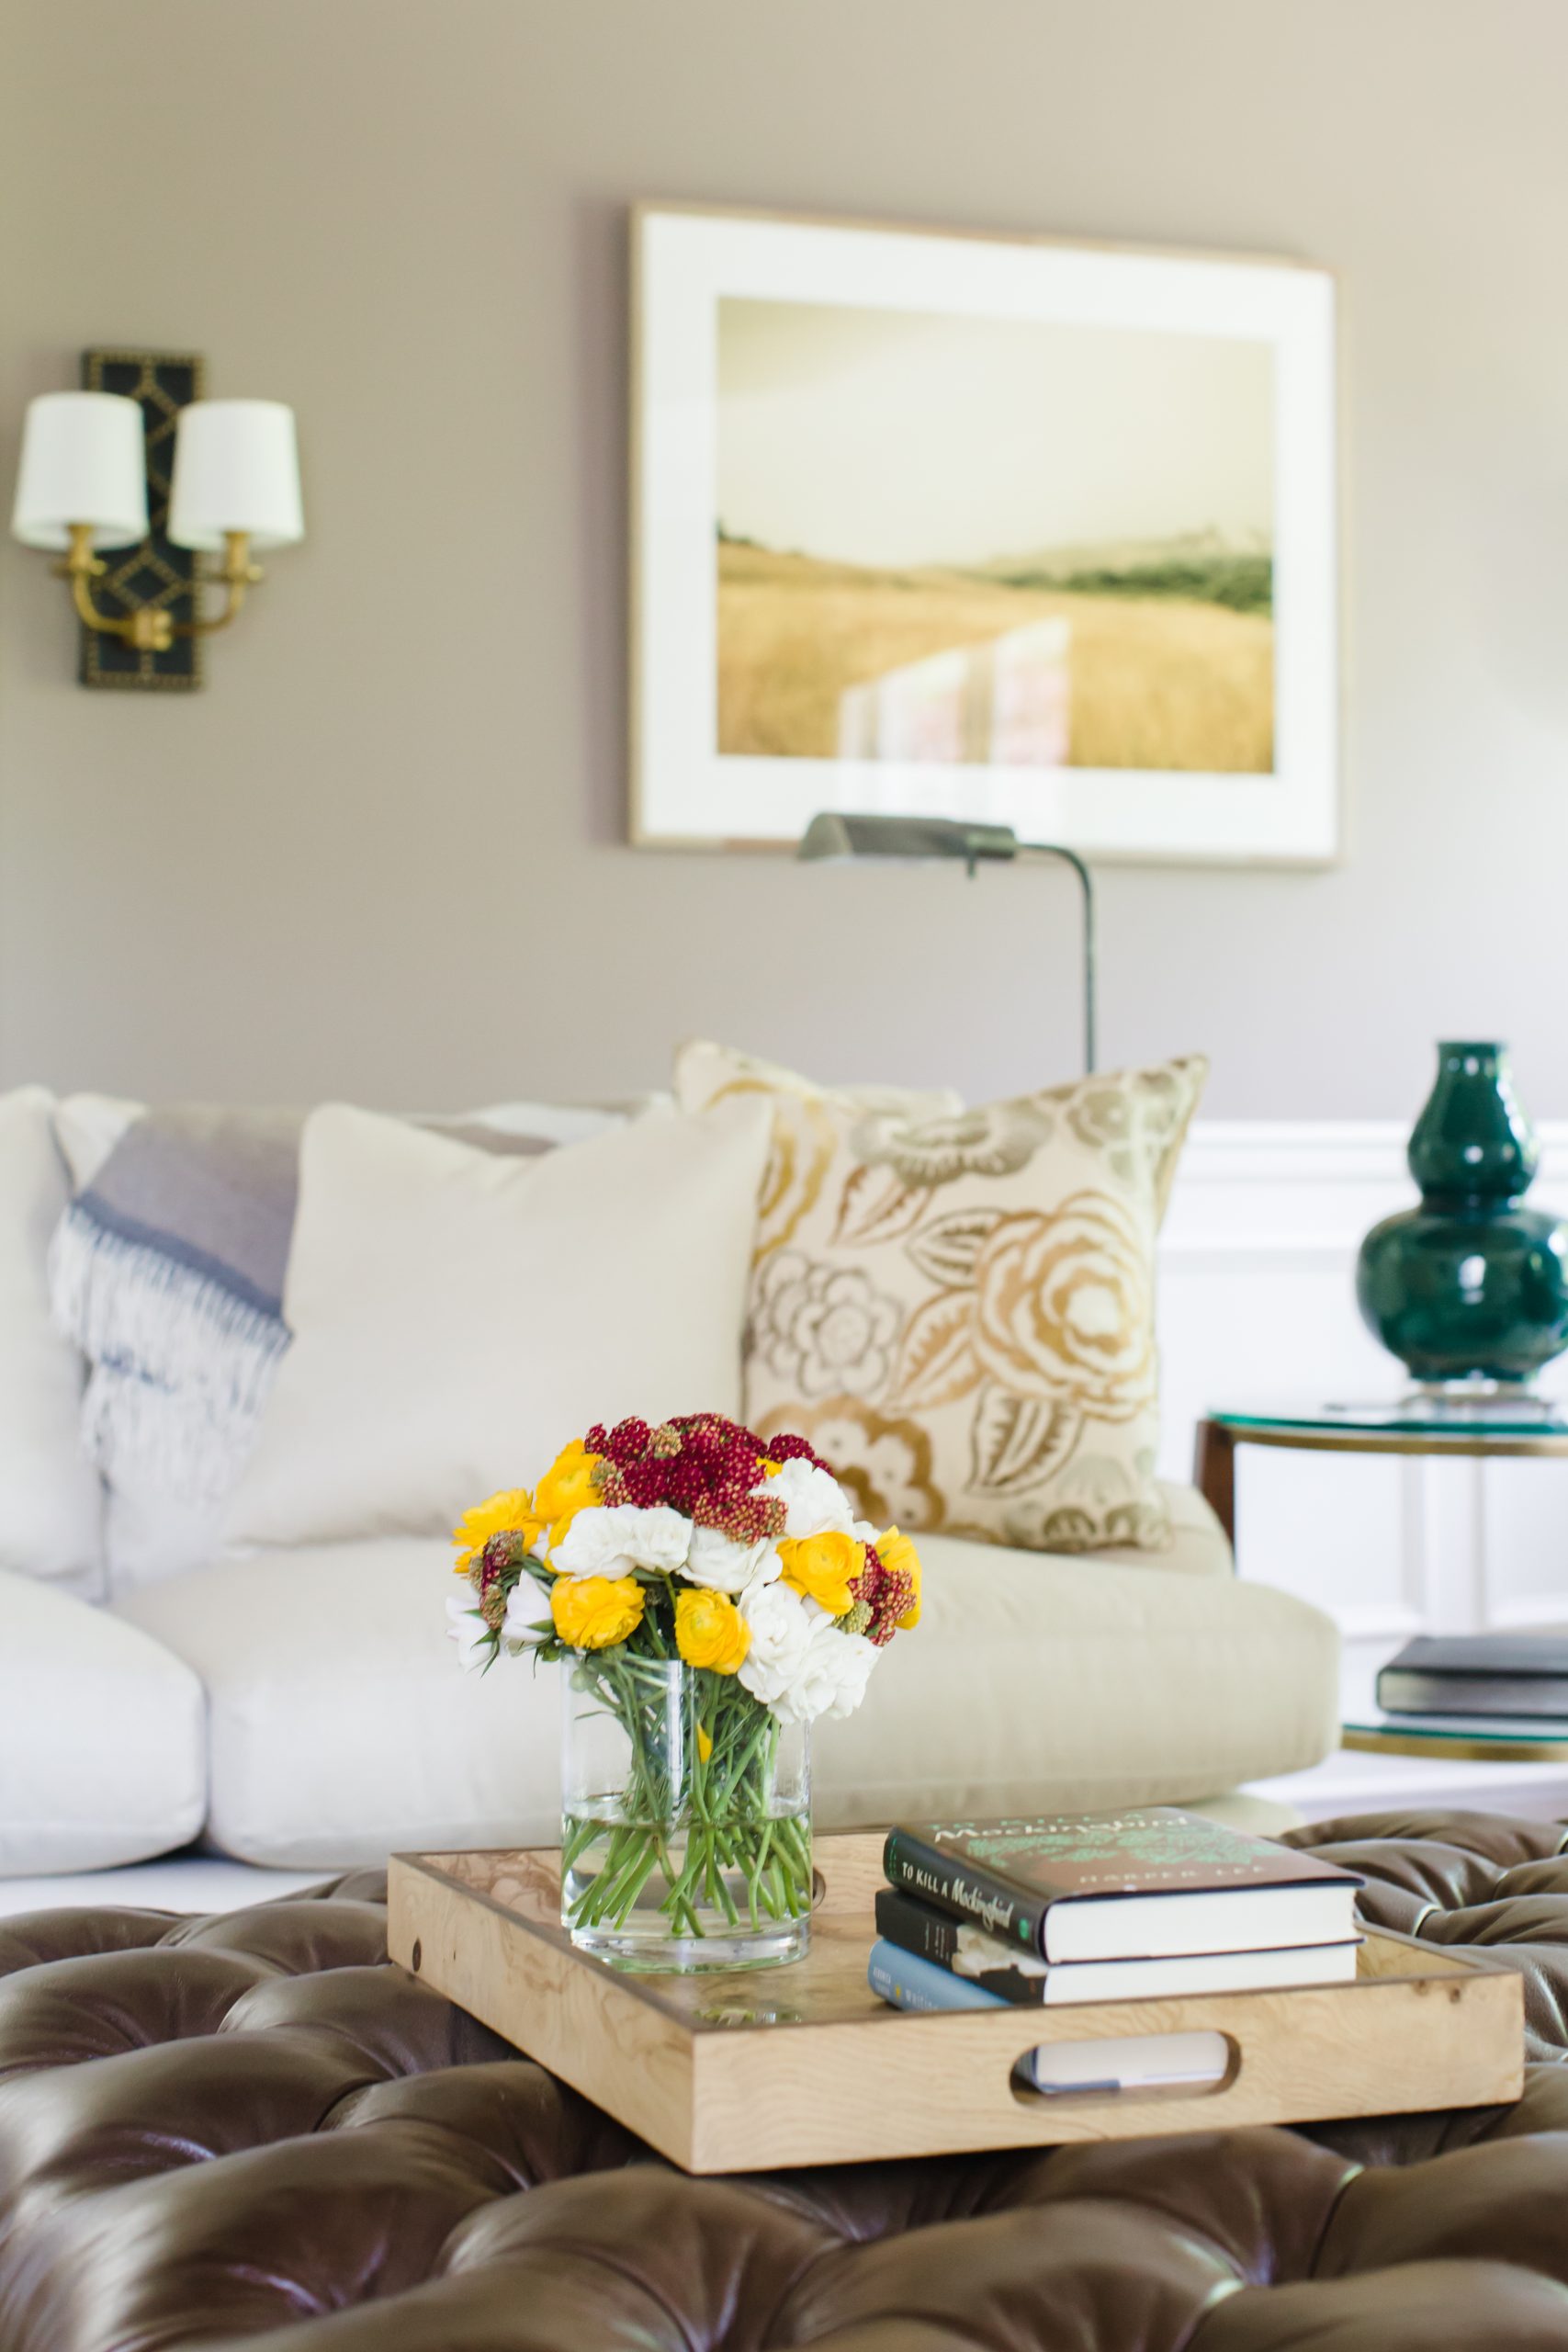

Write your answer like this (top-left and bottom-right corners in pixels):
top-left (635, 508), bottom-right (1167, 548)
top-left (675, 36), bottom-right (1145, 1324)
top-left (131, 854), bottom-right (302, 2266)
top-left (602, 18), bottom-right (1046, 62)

top-left (118, 1539), bottom-right (564, 1867)
top-left (813, 1514), bottom-right (1340, 1823)
top-left (222, 1098), bottom-right (771, 1554)
top-left (50, 1092), bottom-right (661, 1596)
top-left (117, 1487), bottom-right (1334, 1868)
top-left (0, 1569), bottom-right (205, 1871)
top-left (0, 1089), bottom-right (102, 1591)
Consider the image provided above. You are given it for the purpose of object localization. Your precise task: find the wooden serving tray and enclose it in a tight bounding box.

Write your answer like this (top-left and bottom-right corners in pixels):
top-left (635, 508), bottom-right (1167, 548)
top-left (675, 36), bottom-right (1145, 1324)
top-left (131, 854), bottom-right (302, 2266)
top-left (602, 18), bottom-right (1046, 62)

top-left (387, 1834), bottom-right (1523, 2174)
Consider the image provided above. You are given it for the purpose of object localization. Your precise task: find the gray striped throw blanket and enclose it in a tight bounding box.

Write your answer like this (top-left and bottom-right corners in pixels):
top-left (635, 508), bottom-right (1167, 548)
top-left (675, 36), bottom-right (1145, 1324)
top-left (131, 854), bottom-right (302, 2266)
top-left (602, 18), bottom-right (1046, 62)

top-left (48, 1098), bottom-right (646, 1570)
top-left (50, 1106), bottom-right (302, 1503)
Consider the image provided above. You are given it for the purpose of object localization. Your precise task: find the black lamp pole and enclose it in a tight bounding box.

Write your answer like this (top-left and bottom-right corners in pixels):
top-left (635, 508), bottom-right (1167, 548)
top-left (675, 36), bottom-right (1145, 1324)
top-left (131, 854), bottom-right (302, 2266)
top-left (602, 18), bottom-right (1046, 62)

top-left (796, 812), bottom-right (1098, 1075)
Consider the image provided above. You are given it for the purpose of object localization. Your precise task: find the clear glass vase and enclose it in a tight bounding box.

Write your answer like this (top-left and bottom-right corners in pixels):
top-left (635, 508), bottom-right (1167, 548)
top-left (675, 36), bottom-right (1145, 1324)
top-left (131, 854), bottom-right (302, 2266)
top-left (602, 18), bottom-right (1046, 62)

top-left (559, 1655), bottom-right (811, 1971)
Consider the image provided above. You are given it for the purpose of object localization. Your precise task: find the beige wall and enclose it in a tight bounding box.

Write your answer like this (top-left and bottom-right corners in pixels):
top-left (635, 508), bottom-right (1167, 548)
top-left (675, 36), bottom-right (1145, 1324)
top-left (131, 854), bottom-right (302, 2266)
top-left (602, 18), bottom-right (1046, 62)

top-left (3, 0), bottom-right (1567, 1120)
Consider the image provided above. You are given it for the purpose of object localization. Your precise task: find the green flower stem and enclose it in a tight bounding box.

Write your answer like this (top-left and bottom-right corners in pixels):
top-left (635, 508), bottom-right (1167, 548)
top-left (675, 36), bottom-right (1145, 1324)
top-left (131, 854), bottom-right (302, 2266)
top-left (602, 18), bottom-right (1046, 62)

top-left (562, 1655), bottom-right (809, 1945)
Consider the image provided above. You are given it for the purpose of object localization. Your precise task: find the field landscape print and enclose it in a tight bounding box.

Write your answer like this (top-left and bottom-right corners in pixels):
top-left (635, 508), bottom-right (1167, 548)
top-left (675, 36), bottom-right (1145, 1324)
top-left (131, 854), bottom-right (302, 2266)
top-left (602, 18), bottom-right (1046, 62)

top-left (716, 298), bottom-right (1276, 775)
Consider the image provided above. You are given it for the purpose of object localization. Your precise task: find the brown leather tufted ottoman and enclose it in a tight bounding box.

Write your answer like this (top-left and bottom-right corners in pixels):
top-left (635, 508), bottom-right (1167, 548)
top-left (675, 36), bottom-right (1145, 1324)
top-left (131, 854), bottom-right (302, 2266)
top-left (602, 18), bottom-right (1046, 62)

top-left (5, 1812), bottom-right (1568, 2351)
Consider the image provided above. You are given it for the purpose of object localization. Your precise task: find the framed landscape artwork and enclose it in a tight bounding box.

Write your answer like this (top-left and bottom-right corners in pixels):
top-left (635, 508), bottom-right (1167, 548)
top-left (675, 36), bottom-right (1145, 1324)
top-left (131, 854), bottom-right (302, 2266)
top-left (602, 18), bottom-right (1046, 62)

top-left (630, 204), bottom-right (1338, 864)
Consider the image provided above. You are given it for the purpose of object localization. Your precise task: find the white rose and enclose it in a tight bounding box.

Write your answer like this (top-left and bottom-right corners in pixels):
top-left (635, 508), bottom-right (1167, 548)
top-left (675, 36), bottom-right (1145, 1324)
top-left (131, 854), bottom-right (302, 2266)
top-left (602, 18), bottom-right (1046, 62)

top-left (502, 1580), bottom-right (547, 1644)
top-left (737, 1578), bottom-right (814, 1706)
top-left (683, 1522), bottom-right (781, 1595)
top-left (551, 1503), bottom-right (690, 1577)
top-left (772, 1618), bottom-right (879, 1724)
top-left (446, 1592), bottom-right (494, 1675)
top-left (758, 1456), bottom-right (856, 1541)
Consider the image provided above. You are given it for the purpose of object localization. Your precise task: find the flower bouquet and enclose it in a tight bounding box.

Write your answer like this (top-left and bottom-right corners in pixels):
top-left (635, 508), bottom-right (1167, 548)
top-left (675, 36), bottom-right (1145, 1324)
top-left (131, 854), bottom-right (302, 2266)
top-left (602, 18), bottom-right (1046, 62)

top-left (447, 1411), bottom-right (919, 1970)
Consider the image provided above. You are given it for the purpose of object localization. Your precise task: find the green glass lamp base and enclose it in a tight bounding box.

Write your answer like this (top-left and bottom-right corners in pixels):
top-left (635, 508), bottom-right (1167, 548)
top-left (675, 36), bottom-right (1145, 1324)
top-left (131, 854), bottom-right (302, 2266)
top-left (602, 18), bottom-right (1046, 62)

top-left (1357, 1044), bottom-right (1568, 1389)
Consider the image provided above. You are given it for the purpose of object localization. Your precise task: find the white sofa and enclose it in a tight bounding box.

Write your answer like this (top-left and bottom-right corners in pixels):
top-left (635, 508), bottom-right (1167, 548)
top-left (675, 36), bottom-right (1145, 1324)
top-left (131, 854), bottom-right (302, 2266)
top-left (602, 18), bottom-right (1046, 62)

top-left (0, 1086), bottom-right (1340, 1876)
top-left (5, 1492), bottom-right (1338, 1873)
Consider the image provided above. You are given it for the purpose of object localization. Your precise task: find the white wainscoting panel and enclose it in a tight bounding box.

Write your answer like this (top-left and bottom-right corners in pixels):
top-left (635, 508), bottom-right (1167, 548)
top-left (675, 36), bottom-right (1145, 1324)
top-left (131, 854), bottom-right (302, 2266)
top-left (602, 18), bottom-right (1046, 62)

top-left (1157, 1122), bottom-right (1568, 1676)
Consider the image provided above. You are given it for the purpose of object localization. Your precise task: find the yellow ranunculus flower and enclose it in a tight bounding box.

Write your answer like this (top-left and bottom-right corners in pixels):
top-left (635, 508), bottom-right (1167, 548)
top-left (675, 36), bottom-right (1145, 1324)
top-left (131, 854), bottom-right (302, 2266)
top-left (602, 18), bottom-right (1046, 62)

top-left (778, 1530), bottom-right (863, 1618)
top-left (877, 1525), bottom-right (923, 1629)
top-left (674, 1589), bottom-right (750, 1675)
top-left (550, 1573), bottom-right (644, 1651)
top-left (452, 1487), bottom-right (544, 1574)
top-left (534, 1439), bottom-right (603, 1550)
top-left (695, 1723), bottom-right (714, 1764)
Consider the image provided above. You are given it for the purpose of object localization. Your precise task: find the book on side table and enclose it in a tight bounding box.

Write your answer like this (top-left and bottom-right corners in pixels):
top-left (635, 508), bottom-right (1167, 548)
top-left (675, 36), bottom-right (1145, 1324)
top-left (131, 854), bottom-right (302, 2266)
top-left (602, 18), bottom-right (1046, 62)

top-left (1378, 1634), bottom-right (1568, 1720)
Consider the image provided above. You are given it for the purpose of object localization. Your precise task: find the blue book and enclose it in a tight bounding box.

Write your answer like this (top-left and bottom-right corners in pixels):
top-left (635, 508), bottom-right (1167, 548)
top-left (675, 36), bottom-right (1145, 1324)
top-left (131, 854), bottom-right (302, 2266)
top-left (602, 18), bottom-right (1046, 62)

top-left (869, 1936), bottom-right (1233, 2097)
top-left (867, 1938), bottom-right (1007, 2013)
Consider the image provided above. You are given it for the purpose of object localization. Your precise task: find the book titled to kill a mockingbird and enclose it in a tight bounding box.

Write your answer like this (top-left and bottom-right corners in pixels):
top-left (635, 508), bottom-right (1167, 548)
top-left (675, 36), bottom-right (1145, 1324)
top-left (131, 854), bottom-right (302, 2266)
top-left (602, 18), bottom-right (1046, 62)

top-left (882, 1809), bottom-right (1364, 1964)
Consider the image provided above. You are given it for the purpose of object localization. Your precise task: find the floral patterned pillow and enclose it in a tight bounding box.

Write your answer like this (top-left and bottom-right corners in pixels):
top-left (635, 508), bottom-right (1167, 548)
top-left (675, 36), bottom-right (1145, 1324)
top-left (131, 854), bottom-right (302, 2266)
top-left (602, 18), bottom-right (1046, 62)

top-left (674, 1043), bottom-right (1207, 1555)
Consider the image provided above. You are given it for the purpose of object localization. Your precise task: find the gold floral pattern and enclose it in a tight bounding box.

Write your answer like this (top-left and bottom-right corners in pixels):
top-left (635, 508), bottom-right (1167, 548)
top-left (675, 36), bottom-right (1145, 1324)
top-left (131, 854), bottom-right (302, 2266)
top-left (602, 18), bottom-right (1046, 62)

top-left (676, 1043), bottom-right (1207, 1554)
top-left (835, 1100), bottom-right (1055, 1250)
top-left (675, 1044), bottom-right (961, 1260)
top-left (751, 1251), bottom-right (902, 1400)
top-left (756, 1398), bottom-right (945, 1532)
top-left (1066, 1064), bottom-right (1195, 1217)
top-left (970, 1194), bottom-right (1156, 1415)
top-left (705, 1078), bottom-right (837, 1259)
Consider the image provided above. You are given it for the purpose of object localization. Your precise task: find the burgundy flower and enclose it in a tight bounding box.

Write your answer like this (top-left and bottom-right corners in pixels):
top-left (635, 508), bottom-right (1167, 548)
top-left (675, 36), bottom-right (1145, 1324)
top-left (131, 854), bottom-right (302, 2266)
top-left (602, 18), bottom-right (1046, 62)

top-left (849, 1543), bottom-right (911, 1647)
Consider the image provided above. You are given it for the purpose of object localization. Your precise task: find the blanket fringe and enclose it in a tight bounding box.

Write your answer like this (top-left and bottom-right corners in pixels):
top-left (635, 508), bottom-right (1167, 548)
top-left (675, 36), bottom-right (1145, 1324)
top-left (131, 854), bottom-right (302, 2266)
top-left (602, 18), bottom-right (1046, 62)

top-left (49, 1204), bottom-right (288, 1499)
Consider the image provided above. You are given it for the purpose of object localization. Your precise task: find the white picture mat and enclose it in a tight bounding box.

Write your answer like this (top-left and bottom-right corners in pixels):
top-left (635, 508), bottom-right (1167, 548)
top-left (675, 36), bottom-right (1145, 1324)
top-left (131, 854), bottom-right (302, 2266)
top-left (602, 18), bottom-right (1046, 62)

top-left (632, 205), bottom-right (1339, 865)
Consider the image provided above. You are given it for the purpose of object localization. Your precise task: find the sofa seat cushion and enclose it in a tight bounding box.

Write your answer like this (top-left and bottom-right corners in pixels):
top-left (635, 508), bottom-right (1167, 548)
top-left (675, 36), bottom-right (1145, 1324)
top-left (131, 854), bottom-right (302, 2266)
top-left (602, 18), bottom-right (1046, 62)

top-left (117, 1487), bottom-right (1335, 1869)
top-left (0, 1571), bottom-right (205, 1872)
top-left (815, 1511), bottom-right (1338, 1826)
top-left (1089, 1476), bottom-right (1232, 1577)
top-left (118, 1541), bottom-right (567, 1869)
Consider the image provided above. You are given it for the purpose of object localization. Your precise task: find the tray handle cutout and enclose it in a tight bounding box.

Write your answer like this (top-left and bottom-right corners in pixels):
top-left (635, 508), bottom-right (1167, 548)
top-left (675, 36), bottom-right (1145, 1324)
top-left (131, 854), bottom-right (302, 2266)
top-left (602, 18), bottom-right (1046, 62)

top-left (1010, 2029), bottom-right (1236, 2105)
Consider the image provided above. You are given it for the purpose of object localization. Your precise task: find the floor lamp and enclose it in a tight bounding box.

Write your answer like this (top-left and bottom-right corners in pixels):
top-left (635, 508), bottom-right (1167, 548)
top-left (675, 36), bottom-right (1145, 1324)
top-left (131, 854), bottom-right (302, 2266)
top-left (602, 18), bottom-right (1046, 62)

top-left (797, 812), bottom-right (1098, 1075)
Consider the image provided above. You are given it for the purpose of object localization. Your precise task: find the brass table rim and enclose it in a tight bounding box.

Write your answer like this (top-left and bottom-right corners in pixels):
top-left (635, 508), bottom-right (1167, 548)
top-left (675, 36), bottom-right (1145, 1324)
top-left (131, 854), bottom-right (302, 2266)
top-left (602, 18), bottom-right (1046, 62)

top-left (1344, 1724), bottom-right (1568, 1762)
top-left (1209, 1423), bottom-right (1568, 1462)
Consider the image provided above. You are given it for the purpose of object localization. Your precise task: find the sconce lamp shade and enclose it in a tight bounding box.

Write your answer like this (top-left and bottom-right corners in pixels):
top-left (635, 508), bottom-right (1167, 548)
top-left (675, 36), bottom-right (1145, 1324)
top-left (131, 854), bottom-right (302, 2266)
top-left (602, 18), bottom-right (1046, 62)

top-left (10, 391), bottom-right (150, 551)
top-left (168, 400), bottom-right (304, 551)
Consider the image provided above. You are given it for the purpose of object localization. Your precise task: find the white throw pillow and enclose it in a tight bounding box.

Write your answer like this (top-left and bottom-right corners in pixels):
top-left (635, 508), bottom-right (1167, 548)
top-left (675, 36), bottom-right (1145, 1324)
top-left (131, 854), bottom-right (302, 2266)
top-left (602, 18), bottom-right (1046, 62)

top-left (51, 1091), bottom-right (667, 1594)
top-left (223, 1096), bottom-right (772, 1551)
top-left (0, 1089), bottom-right (103, 1591)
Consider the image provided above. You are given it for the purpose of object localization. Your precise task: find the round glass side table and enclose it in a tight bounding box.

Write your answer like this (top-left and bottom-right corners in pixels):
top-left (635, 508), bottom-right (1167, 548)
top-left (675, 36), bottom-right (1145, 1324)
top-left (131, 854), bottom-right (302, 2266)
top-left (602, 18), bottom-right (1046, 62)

top-left (1195, 1396), bottom-right (1568, 1760)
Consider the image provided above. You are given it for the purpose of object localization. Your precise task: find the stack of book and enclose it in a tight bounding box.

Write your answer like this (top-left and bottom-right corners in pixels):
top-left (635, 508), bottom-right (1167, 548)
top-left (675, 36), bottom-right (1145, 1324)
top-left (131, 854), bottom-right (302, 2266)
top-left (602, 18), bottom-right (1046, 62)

top-left (868, 1808), bottom-right (1365, 2015)
top-left (1377, 1634), bottom-right (1568, 1725)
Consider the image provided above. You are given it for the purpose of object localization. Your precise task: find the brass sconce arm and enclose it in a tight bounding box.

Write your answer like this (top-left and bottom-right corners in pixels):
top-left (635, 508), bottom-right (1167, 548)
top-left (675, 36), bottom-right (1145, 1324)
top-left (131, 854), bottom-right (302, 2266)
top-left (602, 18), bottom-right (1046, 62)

top-left (58, 523), bottom-right (263, 654)
top-left (176, 531), bottom-right (263, 636)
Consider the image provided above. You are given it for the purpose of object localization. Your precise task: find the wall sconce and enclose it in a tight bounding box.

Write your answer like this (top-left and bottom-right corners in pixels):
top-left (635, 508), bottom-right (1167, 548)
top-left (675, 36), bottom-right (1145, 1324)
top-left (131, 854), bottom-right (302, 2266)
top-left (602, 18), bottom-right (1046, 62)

top-left (9, 353), bottom-right (303, 689)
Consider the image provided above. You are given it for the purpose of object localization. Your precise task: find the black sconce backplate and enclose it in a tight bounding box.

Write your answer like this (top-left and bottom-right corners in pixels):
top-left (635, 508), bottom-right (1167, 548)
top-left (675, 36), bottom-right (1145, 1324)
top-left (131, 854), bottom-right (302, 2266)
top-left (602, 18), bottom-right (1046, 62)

top-left (79, 348), bottom-right (207, 692)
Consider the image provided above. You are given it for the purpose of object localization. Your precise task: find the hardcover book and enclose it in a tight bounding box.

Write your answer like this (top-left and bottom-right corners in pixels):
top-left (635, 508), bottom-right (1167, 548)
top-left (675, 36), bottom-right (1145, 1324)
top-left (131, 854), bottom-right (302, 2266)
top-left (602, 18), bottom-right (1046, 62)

top-left (873, 1885), bottom-right (1360, 2005)
top-left (1377, 1634), bottom-right (1568, 1720)
top-left (883, 1809), bottom-right (1363, 1963)
top-left (864, 1944), bottom-right (1234, 2093)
